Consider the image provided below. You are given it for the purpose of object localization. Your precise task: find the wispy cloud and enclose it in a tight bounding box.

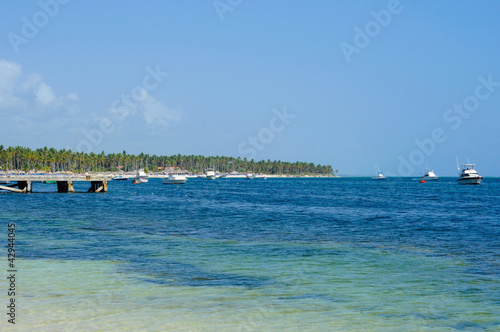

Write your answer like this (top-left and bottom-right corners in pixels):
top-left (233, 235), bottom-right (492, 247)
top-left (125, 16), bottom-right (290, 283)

top-left (34, 82), bottom-right (56, 105)
top-left (0, 59), bottom-right (81, 147)
top-left (140, 90), bottom-right (181, 127)
top-left (0, 59), bottom-right (79, 114)
top-left (1, 59), bottom-right (180, 151)
top-left (0, 60), bottom-right (23, 106)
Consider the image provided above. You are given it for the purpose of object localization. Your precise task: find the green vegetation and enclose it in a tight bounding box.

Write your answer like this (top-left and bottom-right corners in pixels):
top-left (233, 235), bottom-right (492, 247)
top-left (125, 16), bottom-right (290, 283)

top-left (0, 145), bottom-right (334, 175)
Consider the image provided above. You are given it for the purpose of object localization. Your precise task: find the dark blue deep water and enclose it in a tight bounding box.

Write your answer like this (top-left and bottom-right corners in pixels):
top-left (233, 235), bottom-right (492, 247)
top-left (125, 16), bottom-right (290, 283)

top-left (1, 177), bottom-right (499, 330)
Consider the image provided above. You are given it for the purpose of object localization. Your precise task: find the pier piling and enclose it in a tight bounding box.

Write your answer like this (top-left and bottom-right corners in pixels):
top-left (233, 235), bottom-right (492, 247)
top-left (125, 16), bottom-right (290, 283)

top-left (88, 181), bottom-right (108, 193)
top-left (17, 181), bottom-right (32, 193)
top-left (57, 181), bottom-right (76, 193)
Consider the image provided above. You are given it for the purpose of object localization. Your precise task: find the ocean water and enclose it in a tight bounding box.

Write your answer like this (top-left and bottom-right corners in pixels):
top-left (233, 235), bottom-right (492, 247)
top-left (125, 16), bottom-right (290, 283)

top-left (2, 177), bottom-right (499, 331)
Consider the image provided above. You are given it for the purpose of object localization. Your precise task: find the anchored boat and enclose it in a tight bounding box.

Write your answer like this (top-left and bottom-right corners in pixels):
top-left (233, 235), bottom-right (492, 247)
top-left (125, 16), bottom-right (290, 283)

top-left (162, 173), bottom-right (188, 184)
top-left (132, 169), bottom-right (148, 184)
top-left (205, 168), bottom-right (216, 180)
top-left (457, 160), bottom-right (482, 185)
top-left (372, 165), bottom-right (386, 180)
top-left (421, 169), bottom-right (438, 181)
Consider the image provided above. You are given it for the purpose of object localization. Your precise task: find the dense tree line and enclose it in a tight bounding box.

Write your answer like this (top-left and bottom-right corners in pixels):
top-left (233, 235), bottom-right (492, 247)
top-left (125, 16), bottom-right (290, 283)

top-left (0, 145), bottom-right (335, 175)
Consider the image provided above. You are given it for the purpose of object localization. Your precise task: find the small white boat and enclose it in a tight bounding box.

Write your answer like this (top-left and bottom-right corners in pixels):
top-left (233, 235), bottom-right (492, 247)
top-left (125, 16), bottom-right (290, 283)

top-left (132, 169), bottom-right (148, 184)
top-left (162, 173), bottom-right (188, 184)
top-left (246, 173), bottom-right (254, 180)
top-left (224, 173), bottom-right (247, 179)
top-left (421, 169), bottom-right (438, 181)
top-left (205, 168), bottom-right (216, 180)
top-left (113, 175), bottom-right (128, 181)
top-left (457, 161), bottom-right (482, 185)
top-left (372, 165), bottom-right (386, 180)
top-left (372, 172), bottom-right (386, 180)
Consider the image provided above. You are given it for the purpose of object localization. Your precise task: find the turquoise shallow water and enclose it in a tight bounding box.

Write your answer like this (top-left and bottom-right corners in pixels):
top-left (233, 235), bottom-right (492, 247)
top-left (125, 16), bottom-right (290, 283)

top-left (1, 177), bottom-right (499, 331)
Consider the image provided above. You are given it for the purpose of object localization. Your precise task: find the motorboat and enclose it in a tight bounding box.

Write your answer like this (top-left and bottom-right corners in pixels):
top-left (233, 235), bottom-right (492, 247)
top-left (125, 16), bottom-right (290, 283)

top-left (372, 165), bottom-right (386, 180)
top-left (372, 171), bottom-right (386, 180)
top-left (246, 173), bottom-right (254, 180)
top-left (421, 169), bottom-right (438, 181)
top-left (132, 169), bottom-right (148, 184)
top-left (162, 173), bottom-right (188, 184)
top-left (457, 162), bottom-right (482, 185)
top-left (205, 168), bottom-right (216, 180)
top-left (224, 173), bottom-right (247, 179)
top-left (113, 175), bottom-right (128, 181)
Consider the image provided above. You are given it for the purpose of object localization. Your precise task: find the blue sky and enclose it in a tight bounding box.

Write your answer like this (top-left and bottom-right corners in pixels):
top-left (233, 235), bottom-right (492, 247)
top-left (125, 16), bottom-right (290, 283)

top-left (1, 1), bottom-right (499, 176)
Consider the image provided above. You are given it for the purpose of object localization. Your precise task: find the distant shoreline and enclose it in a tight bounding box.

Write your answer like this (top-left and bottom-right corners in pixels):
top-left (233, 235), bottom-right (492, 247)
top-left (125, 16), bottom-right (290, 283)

top-left (0, 146), bottom-right (335, 177)
top-left (0, 170), bottom-right (339, 179)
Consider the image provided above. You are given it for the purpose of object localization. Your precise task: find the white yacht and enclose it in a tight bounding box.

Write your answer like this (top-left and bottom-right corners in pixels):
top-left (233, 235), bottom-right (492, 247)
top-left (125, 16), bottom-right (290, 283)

top-left (205, 168), bottom-right (216, 180)
top-left (372, 171), bottom-right (386, 180)
top-left (162, 173), bottom-right (187, 184)
top-left (132, 169), bottom-right (148, 184)
top-left (421, 169), bottom-right (438, 181)
top-left (372, 165), bottom-right (386, 180)
top-left (457, 162), bottom-right (482, 185)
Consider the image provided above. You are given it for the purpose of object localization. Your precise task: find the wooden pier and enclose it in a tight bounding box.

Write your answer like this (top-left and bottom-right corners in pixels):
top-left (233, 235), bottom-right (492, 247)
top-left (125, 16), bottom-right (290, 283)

top-left (0, 175), bottom-right (112, 193)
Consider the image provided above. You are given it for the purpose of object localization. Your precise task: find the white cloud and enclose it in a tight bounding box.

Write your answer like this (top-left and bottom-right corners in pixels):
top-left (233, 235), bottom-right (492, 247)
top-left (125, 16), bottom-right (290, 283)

top-left (1, 59), bottom-right (181, 152)
top-left (0, 59), bottom-right (79, 114)
top-left (0, 59), bottom-right (22, 105)
top-left (35, 82), bottom-right (56, 105)
top-left (0, 59), bottom-right (83, 148)
top-left (140, 90), bottom-right (181, 127)
top-left (66, 93), bottom-right (79, 102)
top-left (19, 72), bottom-right (42, 93)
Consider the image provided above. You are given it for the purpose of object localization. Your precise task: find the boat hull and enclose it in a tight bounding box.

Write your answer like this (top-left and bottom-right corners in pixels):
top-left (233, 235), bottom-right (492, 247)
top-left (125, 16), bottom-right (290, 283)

top-left (422, 176), bottom-right (438, 181)
top-left (163, 174), bottom-right (188, 184)
top-left (162, 179), bottom-right (187, 184)
top-left (457, 177), bottom-right (481, 185)
top-left (163, 180), bottom-right (187, 184)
